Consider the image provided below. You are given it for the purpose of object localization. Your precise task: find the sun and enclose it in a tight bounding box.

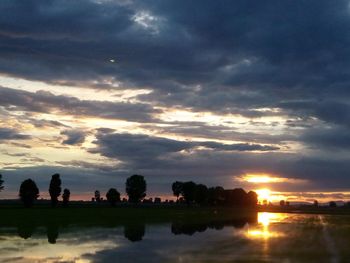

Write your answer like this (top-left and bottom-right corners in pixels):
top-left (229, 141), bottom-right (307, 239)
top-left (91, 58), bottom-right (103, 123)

top-left (255, 188), bottom-right (271, 203)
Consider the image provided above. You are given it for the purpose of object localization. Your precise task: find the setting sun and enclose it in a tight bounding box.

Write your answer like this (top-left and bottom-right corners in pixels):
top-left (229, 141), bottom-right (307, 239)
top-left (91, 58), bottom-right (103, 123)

top-left (255, 188), bottom-right (271, 203)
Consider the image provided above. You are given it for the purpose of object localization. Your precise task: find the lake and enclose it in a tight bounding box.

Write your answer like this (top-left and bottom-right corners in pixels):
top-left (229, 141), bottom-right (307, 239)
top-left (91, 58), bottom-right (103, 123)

top-left (0, 212), bottom-right (349, 262)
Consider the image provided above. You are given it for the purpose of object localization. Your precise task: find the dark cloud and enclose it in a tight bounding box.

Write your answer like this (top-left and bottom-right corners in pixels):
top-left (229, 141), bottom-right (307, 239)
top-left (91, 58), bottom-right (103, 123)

top-left (61, 129), bottom-right (87, 145)
top-left (89, 131), bottom-right (279, 168)
top-left (0, 128), bottom-right (30, 141)
top-left (1, 0), bottom-right (350, 119)
top-left (301, 126), bottom-right (350, 151)
top-left (0, 87), bottom-right (160, 122)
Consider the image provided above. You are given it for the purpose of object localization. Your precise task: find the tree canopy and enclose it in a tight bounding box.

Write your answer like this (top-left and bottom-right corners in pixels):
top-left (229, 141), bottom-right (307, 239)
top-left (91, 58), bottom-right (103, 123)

top-left (19, 179), bottom-right (39, 207)
top-left (106, 188), bottom-right (121, 206)
top-left (172, 181), bottom-right (183, 200)
top-left (62, 188), bottom-right (70, 207)
top-left (126, 174), bottom-right (146, 203)
top-left (49, 173), bottom-right (62, 207)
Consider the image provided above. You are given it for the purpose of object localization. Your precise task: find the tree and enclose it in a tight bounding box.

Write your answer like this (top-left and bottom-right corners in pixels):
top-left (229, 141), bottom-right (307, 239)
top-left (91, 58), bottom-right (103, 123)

top-left (194, 184), bottom-right (208, 205)
top-left (106, 188), bottom-right (121, 206)
top-left (247, 191), bottom-right (258, 207)
top-left (49, 173), bottom-right (61, 207)
top-left (126, 175), bottom-right (146, 203)
top-left (181, 181), bottom-right (196, 205)
top-left (280, 200), bottom-right (285, 206)
top-left (208, 186), bottom-right (225, 205)
top-left (172, 181), bottom-right (183, 201)
top-left (19, 179), bottom-right (39, 207)
top-left (0, 174), bottom-right (4, 191)
top-left (94, 190), bottom-right (101, 202)
top-left (224, 188), bottom-right (247, 206)
top-left (62, 188), bottom-right (70, 207)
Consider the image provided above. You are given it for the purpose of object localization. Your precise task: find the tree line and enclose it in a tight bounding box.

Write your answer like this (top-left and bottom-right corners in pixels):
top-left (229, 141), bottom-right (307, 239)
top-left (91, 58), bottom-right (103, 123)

top-left (0, 173), bottom-right (258, 208)
top-left (172, 181), bottom-right (257, 206)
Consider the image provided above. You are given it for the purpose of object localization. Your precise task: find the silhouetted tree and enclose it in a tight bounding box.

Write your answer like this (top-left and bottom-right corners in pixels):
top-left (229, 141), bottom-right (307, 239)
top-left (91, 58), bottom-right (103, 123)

top-left (224, 188), bottom-right (247, 206)
top-left (329, 201), bottom-right (337, 208)
top-left (126, 175), bottom-right (146, 203)
top-left (106, 188), bottom-right (121, 206)
top-left (181, 181), bottom-right (196, 205)
top-left (247, 191), bottom-right (258, 207)
top-left (208, 186), bottom-right (225, 205)
top-left (172, 181), bottom-right (183, 201)
top-left (314, 200), bottom-right (319, 207)
top-left (19, 179), bottom-right (39, 207)
top-left (0, 174), bottom-right (4, 191)
top-left (49, 173), bottom-right (61, 207)
top-left (94, 190), bottom-right (101, 202)
top-left (124, 224), bottom-right (145, 242)
top-left (280, 200), bottom-right (285, 206)
top-left (62, 188), bottom-right (70, 207)
top-left (194, 184), bottom-right (208, 205)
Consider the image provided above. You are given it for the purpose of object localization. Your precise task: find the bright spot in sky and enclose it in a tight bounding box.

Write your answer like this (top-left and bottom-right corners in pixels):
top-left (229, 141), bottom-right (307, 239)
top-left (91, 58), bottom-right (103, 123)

top-left (109, 59), bottom-right (115, 63)
top-left (242, 174), bottom-right (285, 183)
top-left (255, 188), bottom-right (271, 202)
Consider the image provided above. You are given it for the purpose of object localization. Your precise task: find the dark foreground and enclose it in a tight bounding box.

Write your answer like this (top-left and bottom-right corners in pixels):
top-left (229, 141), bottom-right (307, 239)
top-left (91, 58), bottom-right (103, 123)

top-left (0, 206), bottom-right (257, 226)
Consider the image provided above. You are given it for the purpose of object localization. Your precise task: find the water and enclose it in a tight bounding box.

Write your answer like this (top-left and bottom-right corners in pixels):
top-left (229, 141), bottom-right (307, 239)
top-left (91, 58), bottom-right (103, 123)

top-left (1, 212), bottom-right (350, 262)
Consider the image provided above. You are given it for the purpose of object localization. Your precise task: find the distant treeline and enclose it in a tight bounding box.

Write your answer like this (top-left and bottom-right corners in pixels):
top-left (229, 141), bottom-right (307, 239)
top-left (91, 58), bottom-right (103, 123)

top-left (0, 173), bottom-right (258, 208)
top-left (171, 181), bottom-right (257, 207)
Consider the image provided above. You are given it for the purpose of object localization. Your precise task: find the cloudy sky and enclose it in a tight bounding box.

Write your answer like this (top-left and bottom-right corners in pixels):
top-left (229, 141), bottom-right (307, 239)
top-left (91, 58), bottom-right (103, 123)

top-left (1, 0), bottom-right (350, 202)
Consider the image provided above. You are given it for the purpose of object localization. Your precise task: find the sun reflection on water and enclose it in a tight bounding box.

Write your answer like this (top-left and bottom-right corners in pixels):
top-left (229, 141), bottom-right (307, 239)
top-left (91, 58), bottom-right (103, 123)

top-left (246, 212), bottom-right (286, 239)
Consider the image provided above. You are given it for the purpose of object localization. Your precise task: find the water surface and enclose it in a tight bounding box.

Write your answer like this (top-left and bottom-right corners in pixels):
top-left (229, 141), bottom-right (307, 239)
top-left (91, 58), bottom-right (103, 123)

top-left (1, 212), bottom-right (349, 262)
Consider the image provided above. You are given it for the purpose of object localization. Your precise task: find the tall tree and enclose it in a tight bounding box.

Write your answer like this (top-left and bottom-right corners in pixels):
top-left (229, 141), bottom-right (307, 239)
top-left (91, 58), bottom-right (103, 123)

top-left (181, 181), bottom-right (196, 205)
top-left (19, 179), bottom-right (39, 207)
top-left (126, 175), bottom-right (146, 203)
top-left (194, 184), bottom-right (208, 205)
top-left (106, 188), bottom-right (121, 206)
top-left (62, 188), bottom-right (70, 207)
top-left (0, 174), bottom-right (4, 192)
top-left (172, 181), bottom-right (183, 201)
top-left (49, 173), bottom-right (61, 207)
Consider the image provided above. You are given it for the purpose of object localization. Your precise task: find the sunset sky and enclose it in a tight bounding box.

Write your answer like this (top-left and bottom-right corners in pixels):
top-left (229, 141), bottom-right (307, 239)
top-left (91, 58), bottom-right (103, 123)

top-left (1, 0), bottom-right (350, 202)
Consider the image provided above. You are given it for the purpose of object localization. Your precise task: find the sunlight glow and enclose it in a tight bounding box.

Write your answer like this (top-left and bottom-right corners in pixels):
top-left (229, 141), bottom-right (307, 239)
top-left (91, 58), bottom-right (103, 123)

top-left (242, 174), bottom-right (285, 183)
top-left (256, 188), bottom-right (271, 202)
top-left (246, 212), bottom-right (286, 239)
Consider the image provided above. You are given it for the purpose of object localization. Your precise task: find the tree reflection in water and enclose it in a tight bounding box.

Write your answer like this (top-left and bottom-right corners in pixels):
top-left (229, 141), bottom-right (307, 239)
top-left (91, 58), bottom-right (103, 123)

top-left (14, 213), bottom-right (258, 243)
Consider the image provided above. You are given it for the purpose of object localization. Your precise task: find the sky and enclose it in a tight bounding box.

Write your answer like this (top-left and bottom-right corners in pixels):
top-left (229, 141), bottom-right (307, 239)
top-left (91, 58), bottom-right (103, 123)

top-left (1, 0), bottom-right (350, 202)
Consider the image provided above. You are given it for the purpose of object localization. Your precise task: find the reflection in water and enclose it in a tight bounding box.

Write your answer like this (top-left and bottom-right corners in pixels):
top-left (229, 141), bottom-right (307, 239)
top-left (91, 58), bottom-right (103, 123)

top-left (47, 223), bottom-right (59, 244)
top-left (247, 212), bottom-right (285, 239)
top-left (17, 221), bottom-right (36, 240)
top-left (124, 224), bottom-right (146, 242)
top-left (172, 215), bottom-right (257, 236)
top-left (2, 212), bottom-right (348, 262)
